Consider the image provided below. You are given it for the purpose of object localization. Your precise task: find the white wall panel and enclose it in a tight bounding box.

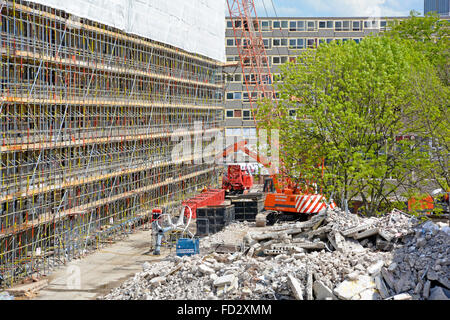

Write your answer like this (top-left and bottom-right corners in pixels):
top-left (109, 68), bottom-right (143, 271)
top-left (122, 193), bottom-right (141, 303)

top-left (31, 0), bottom-right (226, 62)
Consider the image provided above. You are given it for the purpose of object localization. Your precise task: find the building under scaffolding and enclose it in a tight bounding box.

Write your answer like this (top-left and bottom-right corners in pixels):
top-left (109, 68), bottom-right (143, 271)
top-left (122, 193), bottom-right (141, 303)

top-left (0, 0), bottom-right (225, 286)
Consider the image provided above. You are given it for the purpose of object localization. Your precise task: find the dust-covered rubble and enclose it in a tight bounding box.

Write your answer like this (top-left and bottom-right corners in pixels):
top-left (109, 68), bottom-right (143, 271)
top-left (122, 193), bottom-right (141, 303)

top-left (103, 208), bottom-right (450, 301)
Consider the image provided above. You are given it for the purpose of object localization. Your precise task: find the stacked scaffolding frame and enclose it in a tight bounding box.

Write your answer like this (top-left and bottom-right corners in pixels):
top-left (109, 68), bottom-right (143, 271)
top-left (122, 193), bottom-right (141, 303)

top-left (0, 0), bottom-right (224, 287)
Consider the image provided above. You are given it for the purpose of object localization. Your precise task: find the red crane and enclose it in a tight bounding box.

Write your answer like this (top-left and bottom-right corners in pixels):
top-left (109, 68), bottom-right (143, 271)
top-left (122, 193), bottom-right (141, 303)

top-left (226, 0), bottom-right (279, 125)
top-left (225, 1), bottom-right (336, 219)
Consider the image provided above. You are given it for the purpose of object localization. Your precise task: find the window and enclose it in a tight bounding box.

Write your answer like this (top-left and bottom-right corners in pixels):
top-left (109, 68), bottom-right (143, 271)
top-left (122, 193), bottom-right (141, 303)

top-left (353, 38), bottom-right (361, 44)
top-left (326, 38), bottom-right (333, 44)
top-left (307, 39), bottom-right (316, 49)
top-left (227, 21), bottom-right (233, 28)
top-left (227, 92), bottom-right (241, 100)
top-left (380, 21), bottom-right (387, 30)
top-left (289, 57), bottom-right (296, 63)
top-left (226, 110), bottom-right (234, 118)
top-left (263, 39), bottom-right (270, 49)
top-left (319, 21), bottom-right (326, 29)
top-left (226, 56), bottom-right (235, 62)
top-left (273, 39), bottom-right (288, 47)
top-left (226, 39), bottom-right (234, 46)
top-left (281, 21), bottom-right (288, 29)
top-left (243, 110), bottom-right (252, 121)
top-left (327, 21), bottom-right (334, 28)
top-left (244, 74), bottom-right (257, 84)
top-left (343, 21), bottom-right (350, 31)
top-left (364, 20), bottom-right (378, 29)
top-left (319, 39), bottom-right (326, 45)
top-left (234, 110), bottom-right (242, 118)
top-left (289, 110), bottom-right (297, 118)
top-left (261, 21), bottom-right (270, 31)
top-left (307, 21), bottom-right (316, 31)
top-left (226, 74), bottom-right (242, 83)
top-left (290, 21), bottom-right (297, 31)
top-left (243, 92), bottom-right (249, 102)
top-left (289, 38), bottom-right (305, 49)
top-left (273, 21), bottom-right (281, 28)
top-left (353, 21), bottom-right (361, 31)
top-left (234, 20), bottom-right (242, 28)
top-left (335, 21), bottom-right (350, 31)
top-left (297, 21), bottom-right (305, 31)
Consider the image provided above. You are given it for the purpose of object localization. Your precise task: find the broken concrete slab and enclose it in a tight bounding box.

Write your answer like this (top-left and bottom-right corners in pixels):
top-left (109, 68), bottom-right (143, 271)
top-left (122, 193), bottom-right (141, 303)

top-left (423, 281), bottom-right (431, 299)
top-left (429, 287), bottom-right (450, 300)
top-left (357, 288), bottom-right (380, 300)
top-left (341, 224), bottom-right (375, 237)
top-left (313, 280), bottom-right (336, 300)
top-left (374, 275), bottom-right (390, 299)
top-left (333, 275), bottom-right (376, 300)
top-left (214, 275), bottom-right (237, 288)
top-left (381, 268), bottom-right (396, 290)
top-left (306, 271), bottom-right (313, 300)
top-left (287, 274), bottom-right (304, 300)
top-left (367, 260), bottom-right (385, 276)
top-left (150, 277), bottom-right (166, 287)
top-left (199, 264), bottom-right (215, 275)
top-left (353, 228), bottom-right (380, 240)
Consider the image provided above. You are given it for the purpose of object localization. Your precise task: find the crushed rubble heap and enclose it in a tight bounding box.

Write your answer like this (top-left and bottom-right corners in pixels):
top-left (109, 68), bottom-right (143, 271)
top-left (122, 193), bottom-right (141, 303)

top-left (103, 208), bottom-right (450, 300)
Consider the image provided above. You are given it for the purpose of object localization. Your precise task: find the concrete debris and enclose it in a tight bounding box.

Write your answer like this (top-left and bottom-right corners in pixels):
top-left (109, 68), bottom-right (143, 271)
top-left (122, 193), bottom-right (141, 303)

top-left (429, 287), bottom-right (450, 300)
top-left (287, 274), bottom-right (304, 300)
top-left (102, 208), bottom-right (449, 301)
top-left (313, 280), bottom-right (336, 300)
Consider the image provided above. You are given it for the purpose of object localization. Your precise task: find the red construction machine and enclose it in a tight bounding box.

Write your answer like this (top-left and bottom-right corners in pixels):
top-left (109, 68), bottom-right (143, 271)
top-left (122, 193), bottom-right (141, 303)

top-left (219, 141), bottom-right (336, 222)
top-left (221, 165), bottom-right (254, 195)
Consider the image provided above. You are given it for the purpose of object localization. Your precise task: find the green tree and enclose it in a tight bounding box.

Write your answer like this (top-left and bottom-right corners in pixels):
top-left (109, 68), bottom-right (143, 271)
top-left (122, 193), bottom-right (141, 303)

top-left (384, 11), bottom-right (450, 192)
top-left (257, 36), bottom-right (444, 215)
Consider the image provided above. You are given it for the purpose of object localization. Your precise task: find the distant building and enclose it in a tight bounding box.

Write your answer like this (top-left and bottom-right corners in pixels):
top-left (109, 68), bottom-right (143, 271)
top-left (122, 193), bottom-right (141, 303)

top-left (424, 0), bottom-right (450, 16)
top-left (223, 17), bottom-right (403, 145)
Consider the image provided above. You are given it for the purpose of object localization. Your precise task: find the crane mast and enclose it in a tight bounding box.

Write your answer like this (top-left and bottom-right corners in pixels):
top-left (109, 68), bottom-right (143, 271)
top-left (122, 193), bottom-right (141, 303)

top-left (226, 0), bottom-right (278, 127)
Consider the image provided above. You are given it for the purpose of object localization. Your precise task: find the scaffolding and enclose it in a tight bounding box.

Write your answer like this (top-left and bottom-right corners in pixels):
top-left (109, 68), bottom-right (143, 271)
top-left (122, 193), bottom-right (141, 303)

top-left (0, 0), bottom-right (224, 287)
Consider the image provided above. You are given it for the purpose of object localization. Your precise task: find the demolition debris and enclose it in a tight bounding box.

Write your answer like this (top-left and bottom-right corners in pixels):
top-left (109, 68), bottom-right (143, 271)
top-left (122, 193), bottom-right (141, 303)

top-left (103, 208), bottom-right (450, 300)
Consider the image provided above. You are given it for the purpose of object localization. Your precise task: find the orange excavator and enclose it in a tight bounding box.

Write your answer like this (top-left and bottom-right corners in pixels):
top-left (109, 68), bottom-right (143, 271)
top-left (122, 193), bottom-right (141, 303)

top-left (219, 141), bottom-right (336, 223)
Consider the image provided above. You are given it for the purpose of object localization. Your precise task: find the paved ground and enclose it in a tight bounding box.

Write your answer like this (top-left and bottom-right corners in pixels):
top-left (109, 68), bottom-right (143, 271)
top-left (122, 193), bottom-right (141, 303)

top-left (34, 229), bottom-right (171, 300)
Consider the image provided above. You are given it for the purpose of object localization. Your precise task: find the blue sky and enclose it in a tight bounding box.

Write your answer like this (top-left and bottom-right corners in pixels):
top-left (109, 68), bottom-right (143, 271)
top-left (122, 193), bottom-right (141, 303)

top-left (254, 0), bottom-right (424, 17)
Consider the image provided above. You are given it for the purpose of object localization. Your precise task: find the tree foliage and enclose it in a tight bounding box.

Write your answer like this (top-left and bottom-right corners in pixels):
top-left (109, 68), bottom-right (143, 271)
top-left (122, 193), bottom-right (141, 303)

top-left (384, 12), bottom-right (450, 192)
top-left (257, 34), bottom-right (446, 215)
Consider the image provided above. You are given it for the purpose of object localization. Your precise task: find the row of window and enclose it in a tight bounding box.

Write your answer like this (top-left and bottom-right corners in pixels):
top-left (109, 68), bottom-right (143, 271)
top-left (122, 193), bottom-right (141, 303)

top-left (225, 109), bottom-right (297, 121)
top-left (226, 109), bottom-right (253, 120)
top-left (226, 91), bottom-right (280, 101)
top-left (226, 37), bottom-right (364, 50)
top-left (227, 19), bottom-right (388, 32)
top-left (224, 73), bottom-right (284, 84)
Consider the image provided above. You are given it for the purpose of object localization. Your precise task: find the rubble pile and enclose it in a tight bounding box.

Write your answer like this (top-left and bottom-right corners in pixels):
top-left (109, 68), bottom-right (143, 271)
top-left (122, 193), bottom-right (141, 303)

top-left (103, 208), bottom-right (450, 301)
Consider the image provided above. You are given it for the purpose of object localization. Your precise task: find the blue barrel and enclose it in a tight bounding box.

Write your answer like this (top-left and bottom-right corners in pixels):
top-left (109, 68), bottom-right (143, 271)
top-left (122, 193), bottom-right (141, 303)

top-left (176, 238), bottom-right (200, 257)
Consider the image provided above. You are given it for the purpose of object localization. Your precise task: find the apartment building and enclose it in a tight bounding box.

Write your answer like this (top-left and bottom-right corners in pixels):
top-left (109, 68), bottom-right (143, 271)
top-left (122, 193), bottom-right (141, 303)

top-left (223, 17), bottom-right (403, 143)
top-left (425, 0), bottom-right (450, 16)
